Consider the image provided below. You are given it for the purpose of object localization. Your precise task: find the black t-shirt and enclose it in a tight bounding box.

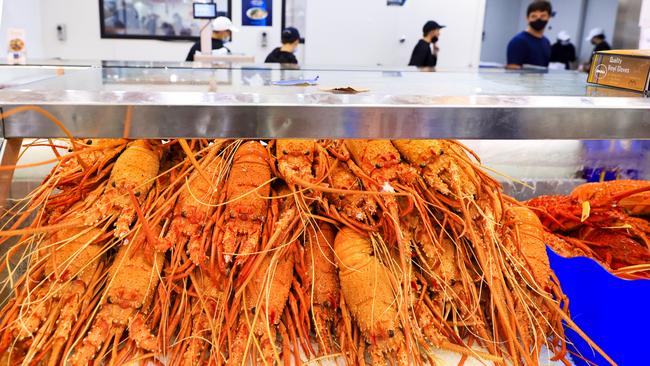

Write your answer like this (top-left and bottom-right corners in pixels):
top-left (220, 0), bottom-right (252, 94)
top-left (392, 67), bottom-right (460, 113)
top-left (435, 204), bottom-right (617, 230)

top-left (264, 48), bottom-right (298, 64)
top-left (593, 41), bottom-right (611, 53)
top-left (550, 42), bottom-right (576, 69)
top-left (506, 31), bottom-right (551, 67)
top-left (409, 39), bottom-right (437, 67)
top-left (589, 41), bottom-right (612, 65)
top-left (185, 39), bottom-right (227, 61)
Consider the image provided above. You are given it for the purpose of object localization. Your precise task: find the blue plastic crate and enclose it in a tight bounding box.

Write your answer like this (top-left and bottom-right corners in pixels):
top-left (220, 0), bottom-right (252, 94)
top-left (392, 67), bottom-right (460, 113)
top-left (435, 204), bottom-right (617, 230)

top-left (547, 247), bottom-right (650, 366)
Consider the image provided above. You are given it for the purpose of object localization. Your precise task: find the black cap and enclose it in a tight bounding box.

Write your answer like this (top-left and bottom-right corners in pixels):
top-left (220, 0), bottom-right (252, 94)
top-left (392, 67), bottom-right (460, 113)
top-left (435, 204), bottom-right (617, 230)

top-left (281, 27), bottom-right (300, 43)
top-left (423, 20), bottom-right (445, 35)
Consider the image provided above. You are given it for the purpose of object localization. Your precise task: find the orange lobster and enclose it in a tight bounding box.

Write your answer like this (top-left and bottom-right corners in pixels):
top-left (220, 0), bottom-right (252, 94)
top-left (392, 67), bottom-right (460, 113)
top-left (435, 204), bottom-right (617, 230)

top-left (227, 252), bottom-right (294, 365)
top-left (0, 227), bottom-right (107, 365)
top-left (571, 179), bottom-right (650, 216)
top-left (69, 227), bottom-right (165, 365)
top-left (83, 140), bottom-right (161, 238)
top-left (275, 139), bottom-right (319, 184)
top-left (319, 152), bottom-right (378, 227)
top-left (177, 271), bottom-right (226, 365)
top-left (334, 227), bottom-right (409, 365)
top-left (303, 222), bottom-right (340, 354)
top-left (157, 153), bottom-right (226, 265)
top-left (219, 141), bottom-right (271, 267)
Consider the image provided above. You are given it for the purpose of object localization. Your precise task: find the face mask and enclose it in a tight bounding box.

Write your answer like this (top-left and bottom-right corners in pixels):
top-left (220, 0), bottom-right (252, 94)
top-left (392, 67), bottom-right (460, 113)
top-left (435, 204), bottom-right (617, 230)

top-left (529, 19), bottom-right (548, 31)
top-left (431, 36), bottom-right (439, 43)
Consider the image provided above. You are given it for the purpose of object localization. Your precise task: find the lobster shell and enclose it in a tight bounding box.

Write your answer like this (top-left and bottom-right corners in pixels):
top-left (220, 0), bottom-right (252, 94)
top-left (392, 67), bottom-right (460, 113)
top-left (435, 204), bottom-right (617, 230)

top-left (571, 179), bottom-right (650, 216)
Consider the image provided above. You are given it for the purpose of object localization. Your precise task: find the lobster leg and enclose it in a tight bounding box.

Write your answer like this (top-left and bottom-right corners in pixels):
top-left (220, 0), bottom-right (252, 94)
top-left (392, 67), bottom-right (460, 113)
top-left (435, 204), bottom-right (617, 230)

top-left (183, 313), bottom-right (210, 365)
top-left (188, 232), bottom-right (208, 266)
top-left (12, 289), bottom-right (51, 341)
top-left (69, 304), bottom-right (131, 365)
top-left (129, 313), bottom-right (159, 352)
top-left (48, 280), bottom-right (86, 365)
top-left (115, 206), bottom-right (137, 239)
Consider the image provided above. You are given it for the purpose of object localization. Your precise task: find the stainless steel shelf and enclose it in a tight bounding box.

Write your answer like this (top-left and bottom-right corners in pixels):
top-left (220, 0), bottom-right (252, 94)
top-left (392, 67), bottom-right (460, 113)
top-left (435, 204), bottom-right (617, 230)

top-left (1, 65), bottom-right (649, 139)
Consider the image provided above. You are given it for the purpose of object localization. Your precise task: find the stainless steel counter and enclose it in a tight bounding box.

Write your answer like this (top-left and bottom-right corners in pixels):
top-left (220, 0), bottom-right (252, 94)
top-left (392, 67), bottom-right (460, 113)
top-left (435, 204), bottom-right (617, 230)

top-left (1, 65), bottom-right (649, 139)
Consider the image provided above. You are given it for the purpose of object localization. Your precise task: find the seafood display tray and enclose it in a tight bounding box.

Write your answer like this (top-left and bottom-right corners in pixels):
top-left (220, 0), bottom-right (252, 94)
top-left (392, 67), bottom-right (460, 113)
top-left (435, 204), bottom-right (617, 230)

top-left (0, 64), bottom-right (649, 139)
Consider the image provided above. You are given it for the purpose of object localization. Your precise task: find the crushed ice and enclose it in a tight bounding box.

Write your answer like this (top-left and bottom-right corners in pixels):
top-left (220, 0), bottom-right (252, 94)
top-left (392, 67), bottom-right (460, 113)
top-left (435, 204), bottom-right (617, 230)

top-left (382, 182), bottom-right (395, 193)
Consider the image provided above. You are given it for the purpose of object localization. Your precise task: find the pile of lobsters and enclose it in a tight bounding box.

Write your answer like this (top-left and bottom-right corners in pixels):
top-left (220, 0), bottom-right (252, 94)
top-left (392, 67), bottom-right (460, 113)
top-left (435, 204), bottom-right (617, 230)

top-left (0, 138), bottom-right (633, 365)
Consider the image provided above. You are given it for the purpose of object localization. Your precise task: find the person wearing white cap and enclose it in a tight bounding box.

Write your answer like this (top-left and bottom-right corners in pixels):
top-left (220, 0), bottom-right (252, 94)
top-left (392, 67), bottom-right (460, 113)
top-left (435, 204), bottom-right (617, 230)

top-left (550, 30), bottom-right (576, 69)
top-left (586, 27), bottom-right (611, 53)
top-left (185, 16), bottom-right (239, 61)
top-left (582, 27), bottom-right (611, 70)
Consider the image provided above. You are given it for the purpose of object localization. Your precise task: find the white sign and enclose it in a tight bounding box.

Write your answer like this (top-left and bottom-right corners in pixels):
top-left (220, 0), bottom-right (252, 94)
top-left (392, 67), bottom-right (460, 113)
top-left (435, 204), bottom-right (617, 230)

top-left (6, 28), bottom-right (27, 65)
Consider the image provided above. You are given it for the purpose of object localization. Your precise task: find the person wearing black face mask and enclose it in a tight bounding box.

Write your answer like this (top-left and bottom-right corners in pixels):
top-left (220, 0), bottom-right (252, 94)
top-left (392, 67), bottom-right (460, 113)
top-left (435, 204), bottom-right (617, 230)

top-left (185, 17), bottom-right (238, 62)
top-left (409, 20), bottom-right (445, 70)
top-left (506, 1), bottom-right (553, 69)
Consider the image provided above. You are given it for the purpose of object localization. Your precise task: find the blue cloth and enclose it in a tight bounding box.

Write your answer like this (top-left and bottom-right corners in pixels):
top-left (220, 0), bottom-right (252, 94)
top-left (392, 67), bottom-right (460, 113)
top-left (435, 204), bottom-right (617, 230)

top-left (506, 31), bottom-right (551, 67)
top-left (547, 247), bottom-right (650, 366)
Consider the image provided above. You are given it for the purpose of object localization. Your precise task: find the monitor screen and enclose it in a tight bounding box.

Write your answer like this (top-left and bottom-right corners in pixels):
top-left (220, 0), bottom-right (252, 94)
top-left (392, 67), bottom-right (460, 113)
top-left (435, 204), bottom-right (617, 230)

top-left (100, 0), bottom-right (231, 41)
top-left (193, 3), bottom-right (217, 19)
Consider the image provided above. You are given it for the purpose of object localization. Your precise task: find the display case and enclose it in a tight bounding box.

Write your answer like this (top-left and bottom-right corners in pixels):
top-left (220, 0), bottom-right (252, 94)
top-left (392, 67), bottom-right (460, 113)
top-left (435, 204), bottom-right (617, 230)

top-left (0, 63), bottom-right (648, 366)
top-left (1, 65), bottom-right (649, 140)
top-left (2, 63), bottom-right (648, 200)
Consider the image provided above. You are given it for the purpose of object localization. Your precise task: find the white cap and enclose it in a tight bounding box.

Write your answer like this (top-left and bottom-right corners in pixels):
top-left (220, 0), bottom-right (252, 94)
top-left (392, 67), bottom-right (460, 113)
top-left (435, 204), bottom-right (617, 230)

top-left (585, 27), bottom-right (605, 41)
top-left (212, 17), bottom-right (239, 32)
top-left (557, 30), bottom-right (570, 42)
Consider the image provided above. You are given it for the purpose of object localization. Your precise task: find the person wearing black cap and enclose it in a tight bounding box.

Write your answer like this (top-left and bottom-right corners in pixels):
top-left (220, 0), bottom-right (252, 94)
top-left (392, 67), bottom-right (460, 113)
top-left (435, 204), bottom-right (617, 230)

top-left (265, 27), bottom-right (300, 64)
top-left (409, 20), bottom-right (445, 69)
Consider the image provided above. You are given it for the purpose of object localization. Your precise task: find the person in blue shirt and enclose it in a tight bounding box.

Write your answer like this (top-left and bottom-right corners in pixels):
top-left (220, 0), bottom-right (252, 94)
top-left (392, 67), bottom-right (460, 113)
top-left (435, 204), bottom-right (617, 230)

top-left (506, 1), bottom-right (552, 69)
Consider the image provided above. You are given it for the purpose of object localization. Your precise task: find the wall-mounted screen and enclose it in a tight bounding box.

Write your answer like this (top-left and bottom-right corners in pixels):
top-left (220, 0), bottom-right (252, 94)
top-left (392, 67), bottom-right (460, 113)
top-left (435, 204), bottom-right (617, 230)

top-left (193, 3), bottom-right (218, 19)
top-left (100, 0), bottom-right (231, 40)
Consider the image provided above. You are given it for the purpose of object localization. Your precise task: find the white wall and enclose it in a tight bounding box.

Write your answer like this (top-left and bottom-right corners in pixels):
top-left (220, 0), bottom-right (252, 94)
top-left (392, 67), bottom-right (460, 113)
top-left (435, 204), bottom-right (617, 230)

top-left (1, 0), bottom-right (44, 58)
top-left (481, 0), bottom-right (521, 63)
top-left (305, 0), bottom-right (485, 69)
top-left (36, 0), bottom-right (281, 62)
top-left (579, 0), bottom-right (619, 62)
